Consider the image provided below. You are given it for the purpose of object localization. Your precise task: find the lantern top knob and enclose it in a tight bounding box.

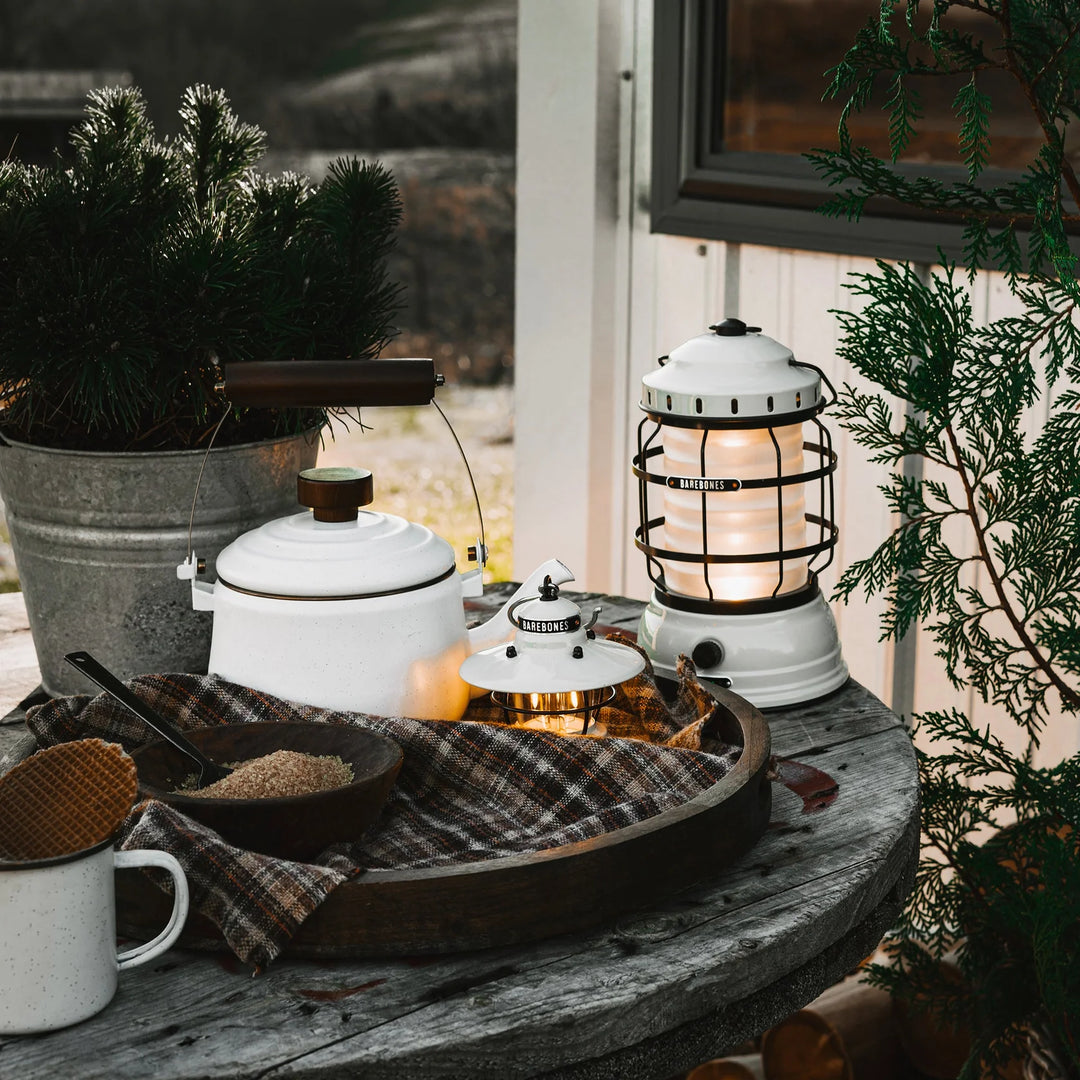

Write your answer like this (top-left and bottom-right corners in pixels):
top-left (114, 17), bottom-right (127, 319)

top-left (709, 317), bottom-right (762, 337)
top-left (538, 575), bottom-right (561, 602)
top-left (508, 578), bottom-right (584, 633)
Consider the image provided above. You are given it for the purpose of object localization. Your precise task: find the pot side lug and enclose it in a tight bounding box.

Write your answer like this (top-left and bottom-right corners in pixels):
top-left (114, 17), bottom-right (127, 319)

top-left (177, 553), bottom-right (216, 611)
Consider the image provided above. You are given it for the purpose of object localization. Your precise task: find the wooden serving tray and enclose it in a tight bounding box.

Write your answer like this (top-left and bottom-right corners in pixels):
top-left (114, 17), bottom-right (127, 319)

top-left (116, 687), bottom-right (772, 957)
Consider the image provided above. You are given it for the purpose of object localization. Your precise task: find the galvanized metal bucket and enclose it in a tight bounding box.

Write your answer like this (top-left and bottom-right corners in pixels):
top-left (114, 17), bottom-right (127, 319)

top-left (0, 431), bottom-right (318, 697)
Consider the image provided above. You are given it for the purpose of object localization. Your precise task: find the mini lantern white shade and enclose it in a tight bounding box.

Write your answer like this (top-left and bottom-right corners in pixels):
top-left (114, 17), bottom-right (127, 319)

top-left (460, 577), bottom-right (645, 736)
top-left (633, 319), bottom-right (848, 707)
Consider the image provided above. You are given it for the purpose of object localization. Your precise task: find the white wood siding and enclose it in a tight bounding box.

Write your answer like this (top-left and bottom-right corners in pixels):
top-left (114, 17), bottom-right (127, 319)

top-left (514, 0), bottom-right (1078, 764)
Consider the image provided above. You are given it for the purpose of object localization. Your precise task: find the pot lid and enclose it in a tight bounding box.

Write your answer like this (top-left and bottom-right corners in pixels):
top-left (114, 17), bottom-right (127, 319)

top-left (215, 509), bottom-right (457, 598)
top-left (641, 318), bottom-right (821, 421)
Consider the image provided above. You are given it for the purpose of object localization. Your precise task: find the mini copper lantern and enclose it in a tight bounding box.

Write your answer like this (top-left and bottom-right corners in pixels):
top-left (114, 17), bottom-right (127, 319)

top-left (459, 577), bottom-right (645, 736)
top-left (633, 318), bottom-right (848, 707)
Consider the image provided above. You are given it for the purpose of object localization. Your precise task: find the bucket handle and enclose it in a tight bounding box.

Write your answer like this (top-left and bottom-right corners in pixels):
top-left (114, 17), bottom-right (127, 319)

top-left (186, 405), bottom-right (232, 563)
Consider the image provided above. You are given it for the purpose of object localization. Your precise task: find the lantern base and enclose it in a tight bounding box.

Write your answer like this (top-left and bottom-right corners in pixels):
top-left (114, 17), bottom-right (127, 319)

top-left (638, 587), bottom-right (848, 708)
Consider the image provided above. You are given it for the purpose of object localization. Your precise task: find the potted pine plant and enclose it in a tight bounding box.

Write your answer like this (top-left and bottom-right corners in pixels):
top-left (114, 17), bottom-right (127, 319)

top-left (0, 84), bottom-right (402, 695)
top-left (810, 1), bottom-right (1080, 1075)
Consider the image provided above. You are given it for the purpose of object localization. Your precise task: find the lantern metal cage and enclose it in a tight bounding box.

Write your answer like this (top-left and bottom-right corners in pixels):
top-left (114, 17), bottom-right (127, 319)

top-left (490, 687), bottom-right (615, 736)
top-left (631, 319), bottom-right (848, 708)
top-left (634, 369), bottom-right (839, 609)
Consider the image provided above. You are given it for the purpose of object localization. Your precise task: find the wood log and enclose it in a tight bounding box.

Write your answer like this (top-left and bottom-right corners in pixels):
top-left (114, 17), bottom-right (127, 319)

top-left (761, 1009), bottom-right (852, 1080)
top-left (891, 958), bottom-right (971, 1079)
top-left (883, 943), bottom-right (1027, 1080)
top-left (811, 972), bottom-right (902, 1079)
top-left (761, 971), bottom-right (901, 1080)
top-left (687, 1056), bottom-right (765, 1080)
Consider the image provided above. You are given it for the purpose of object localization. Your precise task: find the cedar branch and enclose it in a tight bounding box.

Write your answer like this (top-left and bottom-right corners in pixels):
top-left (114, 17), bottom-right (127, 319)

top-left (1031, 21), bottom-right (1080, 89)
top-left (944, 423), bottom-right (1080, 710)
top-left (999, 4), bottom-right (1080, 210)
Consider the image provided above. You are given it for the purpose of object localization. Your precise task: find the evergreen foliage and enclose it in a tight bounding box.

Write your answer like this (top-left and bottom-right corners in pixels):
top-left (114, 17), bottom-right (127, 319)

top-left (0, 85), bottom-right (403, 451)
top-left (810, 1), bottom-right (1080, 1072)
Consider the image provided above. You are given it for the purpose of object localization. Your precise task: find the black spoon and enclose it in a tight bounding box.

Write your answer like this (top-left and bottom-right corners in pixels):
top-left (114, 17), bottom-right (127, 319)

top-left (64, 651), bottom-right (233, 788)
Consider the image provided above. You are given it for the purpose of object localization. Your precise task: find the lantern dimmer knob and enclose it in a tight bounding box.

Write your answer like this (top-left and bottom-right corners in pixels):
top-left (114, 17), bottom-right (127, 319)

top-left (691, 639), bottom-right (724, 670)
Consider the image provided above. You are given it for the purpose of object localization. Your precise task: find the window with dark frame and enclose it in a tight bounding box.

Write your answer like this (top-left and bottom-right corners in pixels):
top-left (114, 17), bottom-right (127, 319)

top-left (651, 0), bottom-right (1054, 262)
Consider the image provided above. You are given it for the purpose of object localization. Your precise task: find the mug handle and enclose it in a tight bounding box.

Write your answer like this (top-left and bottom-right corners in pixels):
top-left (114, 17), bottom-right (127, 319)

top-left (113, 849), bottom-right (190, 971)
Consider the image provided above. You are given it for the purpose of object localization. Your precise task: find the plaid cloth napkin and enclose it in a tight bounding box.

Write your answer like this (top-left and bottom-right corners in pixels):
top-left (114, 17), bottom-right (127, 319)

top-left (27, 649), bottom-right (740, 970)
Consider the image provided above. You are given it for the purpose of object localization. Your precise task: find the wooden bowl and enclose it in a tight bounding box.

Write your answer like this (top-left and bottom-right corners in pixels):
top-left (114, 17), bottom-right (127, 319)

top-left (130, 722), bottom-right (402, 861)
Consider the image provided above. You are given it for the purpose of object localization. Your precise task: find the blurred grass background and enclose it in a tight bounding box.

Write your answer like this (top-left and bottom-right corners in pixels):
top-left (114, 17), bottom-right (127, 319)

top-left (318, 386), bottom-right (514, 583)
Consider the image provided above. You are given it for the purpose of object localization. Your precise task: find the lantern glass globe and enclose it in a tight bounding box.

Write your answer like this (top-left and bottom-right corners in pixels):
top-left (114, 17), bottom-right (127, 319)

top-left (661, 424), bottom-right (809, 600)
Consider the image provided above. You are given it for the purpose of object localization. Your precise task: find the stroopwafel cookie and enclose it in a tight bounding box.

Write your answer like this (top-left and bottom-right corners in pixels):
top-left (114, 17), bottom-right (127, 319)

top-left (0, 738), bottom-right (137, 861)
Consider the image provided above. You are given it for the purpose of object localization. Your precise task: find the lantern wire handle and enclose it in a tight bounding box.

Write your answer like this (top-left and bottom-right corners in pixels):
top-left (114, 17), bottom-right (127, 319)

top-left (789, 358), bottom-right (837, 407)
top-left (183, 395), bottom-right (489, 570)
top-left (433, 397), bottom-right (487, 568)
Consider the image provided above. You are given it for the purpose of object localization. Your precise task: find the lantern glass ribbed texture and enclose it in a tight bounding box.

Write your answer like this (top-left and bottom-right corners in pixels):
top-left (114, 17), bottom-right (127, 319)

top-left (660, 424), bottom-right (808, 600)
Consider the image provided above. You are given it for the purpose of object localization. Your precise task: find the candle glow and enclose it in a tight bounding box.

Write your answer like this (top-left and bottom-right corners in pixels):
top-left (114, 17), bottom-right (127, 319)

top-left (661, 423), bottom-right (809, 600)
top-left (502, 688), bottom-right (607, 736)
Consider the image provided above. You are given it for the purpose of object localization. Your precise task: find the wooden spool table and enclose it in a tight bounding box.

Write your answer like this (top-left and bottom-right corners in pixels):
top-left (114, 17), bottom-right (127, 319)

top-left (0, 588), bottom-right (918, 1080)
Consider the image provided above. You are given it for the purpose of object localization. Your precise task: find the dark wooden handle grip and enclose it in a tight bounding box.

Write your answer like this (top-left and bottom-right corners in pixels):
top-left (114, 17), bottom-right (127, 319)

top-left (222, 359), bottom-right (439, 408)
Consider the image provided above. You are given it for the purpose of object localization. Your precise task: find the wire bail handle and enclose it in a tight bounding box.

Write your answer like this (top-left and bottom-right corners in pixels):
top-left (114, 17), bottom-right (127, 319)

top-left (181, 358), bottom-right (488, 574)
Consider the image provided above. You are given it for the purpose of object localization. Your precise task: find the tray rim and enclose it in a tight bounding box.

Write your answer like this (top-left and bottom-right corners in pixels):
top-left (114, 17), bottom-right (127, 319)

top-left (116, 686), bottom-right (773, 957)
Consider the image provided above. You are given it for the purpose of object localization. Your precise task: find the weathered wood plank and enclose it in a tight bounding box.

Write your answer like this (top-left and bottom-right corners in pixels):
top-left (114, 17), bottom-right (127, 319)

top-left (0, 717), bottom-right (915, 1080)
top-left (312, 867), bottom-right (904, 1080)
top-left (762, 679), bottom-right (906, 758)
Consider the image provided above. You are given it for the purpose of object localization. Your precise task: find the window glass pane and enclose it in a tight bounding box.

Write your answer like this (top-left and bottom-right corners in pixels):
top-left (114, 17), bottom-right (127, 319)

top-left (719, 0), bottom-right (1047, 169)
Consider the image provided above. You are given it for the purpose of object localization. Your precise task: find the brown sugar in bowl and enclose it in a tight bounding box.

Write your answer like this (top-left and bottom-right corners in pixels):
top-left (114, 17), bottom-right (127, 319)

top-left (130, 722), bottom-right (403, 861)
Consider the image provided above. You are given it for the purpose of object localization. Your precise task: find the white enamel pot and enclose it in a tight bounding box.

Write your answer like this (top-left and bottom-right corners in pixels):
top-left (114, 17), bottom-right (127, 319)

top-left (178, 467), bottom-right (572, 720)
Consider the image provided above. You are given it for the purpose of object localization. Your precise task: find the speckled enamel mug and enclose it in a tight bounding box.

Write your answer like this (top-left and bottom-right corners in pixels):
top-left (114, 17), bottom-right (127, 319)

top-left (0, 838), bottom-right (189, 1034)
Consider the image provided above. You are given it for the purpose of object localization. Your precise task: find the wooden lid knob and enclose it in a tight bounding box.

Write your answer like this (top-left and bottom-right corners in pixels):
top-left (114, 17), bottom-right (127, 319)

top-left (297, 467), bottom-right (374, 522)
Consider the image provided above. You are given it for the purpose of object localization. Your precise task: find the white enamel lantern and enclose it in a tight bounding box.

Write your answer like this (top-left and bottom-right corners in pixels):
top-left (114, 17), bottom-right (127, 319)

top-left (460, 577), bottom-right (645, 736)
top-left (633, 318), bottom-right (848, 707)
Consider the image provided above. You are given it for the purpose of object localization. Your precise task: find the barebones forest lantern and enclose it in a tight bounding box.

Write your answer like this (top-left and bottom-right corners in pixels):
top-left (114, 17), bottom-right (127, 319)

top-left (460, 577), bottom-right (645, 736)
top-left (633, 318), bottom-right (848, 708)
